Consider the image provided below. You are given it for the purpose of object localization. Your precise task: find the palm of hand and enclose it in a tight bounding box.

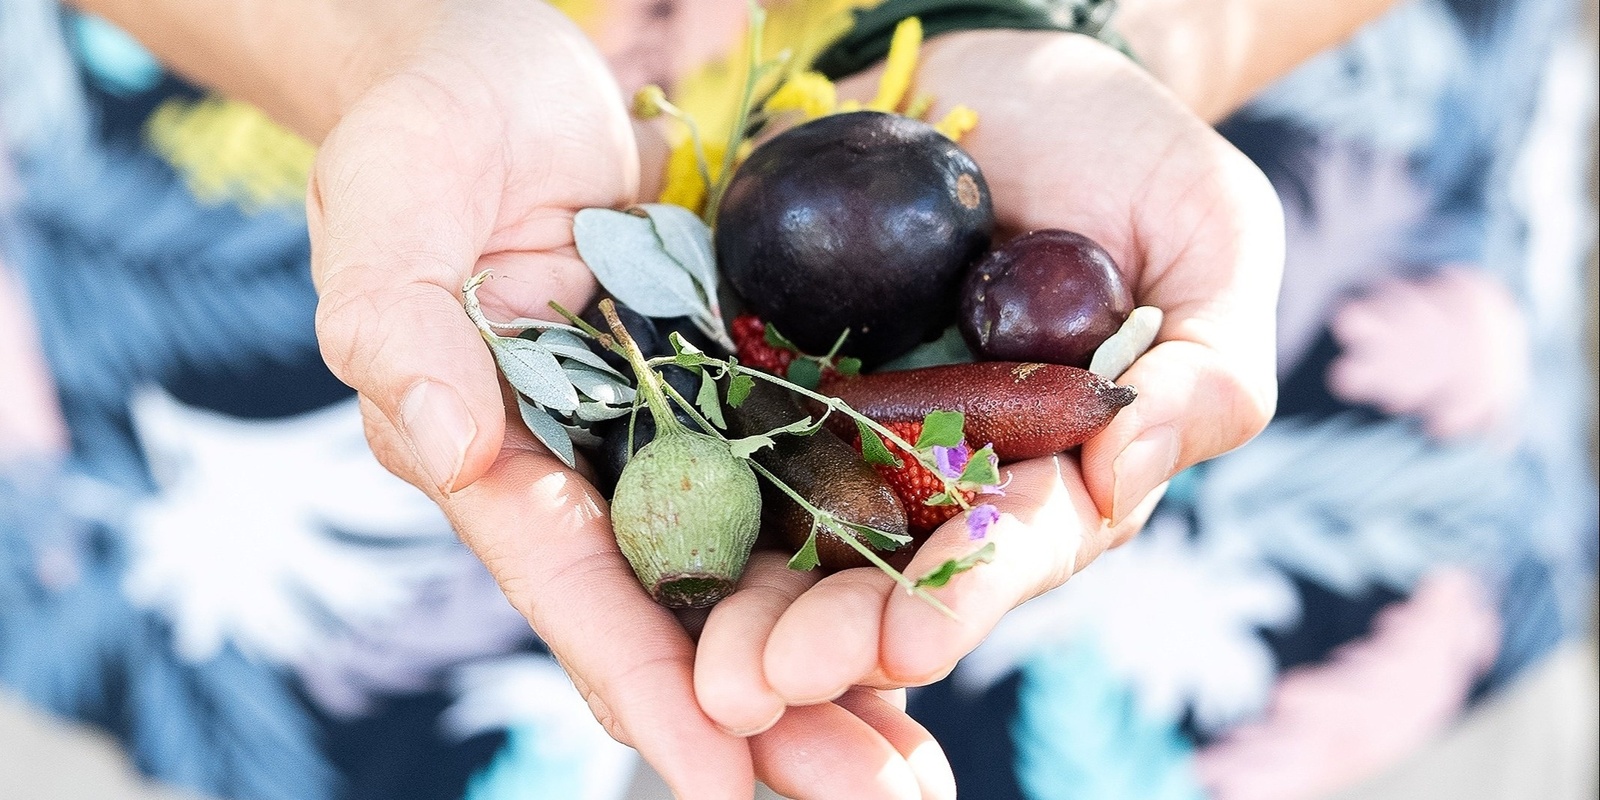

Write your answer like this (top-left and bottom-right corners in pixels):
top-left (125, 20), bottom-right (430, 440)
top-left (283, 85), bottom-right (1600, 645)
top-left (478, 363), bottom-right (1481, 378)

top-left (692, 29), bottom-right (1283, 746)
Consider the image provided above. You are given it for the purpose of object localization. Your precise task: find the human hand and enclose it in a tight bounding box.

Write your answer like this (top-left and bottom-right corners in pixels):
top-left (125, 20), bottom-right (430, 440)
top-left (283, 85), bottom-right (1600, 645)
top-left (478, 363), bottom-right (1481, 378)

top-left (307, 1), bottom-right (954, 795)
top-left (694, 29), bottom-right (1283, 734)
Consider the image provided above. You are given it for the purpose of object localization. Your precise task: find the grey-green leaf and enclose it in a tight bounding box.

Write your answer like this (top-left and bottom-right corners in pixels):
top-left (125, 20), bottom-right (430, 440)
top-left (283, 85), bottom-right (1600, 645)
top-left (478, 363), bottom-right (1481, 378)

top-left (573, 208), bottom-right (708, 319)
top-left (517, 397), bottom-right (577, 468)
top-left (728, 434), bottom-right (776, 460)
top-left (640, 203), bottom-right (718, 299)
top-left (492, 337), bottom-right (580, 412)
top-left (576, 401), bottom-right (633, 422)
top-left (565, 364), bottom-right (635, 405)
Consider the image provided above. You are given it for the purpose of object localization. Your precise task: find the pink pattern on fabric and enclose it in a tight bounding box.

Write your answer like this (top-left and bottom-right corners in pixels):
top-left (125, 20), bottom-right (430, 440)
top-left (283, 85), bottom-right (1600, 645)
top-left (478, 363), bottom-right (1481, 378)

top-left (0, 261), bottom-right (69, 462)
top-left (1327, 267), bottom-right (1529, 443)
top-left (1194, 569), bottom-right (1502, 800)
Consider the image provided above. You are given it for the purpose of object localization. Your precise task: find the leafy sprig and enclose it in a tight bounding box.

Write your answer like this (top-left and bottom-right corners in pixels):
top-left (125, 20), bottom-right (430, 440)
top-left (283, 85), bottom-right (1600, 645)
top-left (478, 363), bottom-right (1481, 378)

top-left (462, 272), bottom-right (635, 467)
top-left (551, 300), bottom-right (999, 614)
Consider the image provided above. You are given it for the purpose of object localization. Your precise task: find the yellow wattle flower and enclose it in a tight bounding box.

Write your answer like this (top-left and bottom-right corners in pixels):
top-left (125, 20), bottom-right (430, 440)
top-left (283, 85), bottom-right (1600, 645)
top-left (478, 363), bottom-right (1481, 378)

top-left (144, 97), bottom-right (315, 212)
top-left (764, 71), bottom-right (838, 119)
top-left (867, 16), bottom-right (922, 113)
top-left (934, 105), bottom-right (979, 142)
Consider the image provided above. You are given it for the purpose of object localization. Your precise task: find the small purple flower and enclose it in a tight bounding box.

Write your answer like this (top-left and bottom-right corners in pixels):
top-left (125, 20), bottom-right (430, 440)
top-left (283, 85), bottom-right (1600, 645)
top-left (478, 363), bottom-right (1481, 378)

top-left (931, 442), bottom-right (972, 480)
top-left (966, 504), bottom-right (1001, 541)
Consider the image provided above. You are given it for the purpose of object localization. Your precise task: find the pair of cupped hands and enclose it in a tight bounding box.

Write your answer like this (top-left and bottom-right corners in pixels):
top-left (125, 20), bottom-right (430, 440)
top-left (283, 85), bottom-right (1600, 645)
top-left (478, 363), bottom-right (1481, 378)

top-left (306, 2), bottom-right (1282, 797)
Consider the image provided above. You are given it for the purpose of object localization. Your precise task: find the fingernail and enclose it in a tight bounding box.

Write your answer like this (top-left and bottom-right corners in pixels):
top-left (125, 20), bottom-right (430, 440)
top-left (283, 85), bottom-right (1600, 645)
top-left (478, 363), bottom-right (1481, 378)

top-left (1110, 426), bottom-right (1179, 525)
top-left (400, 381), bottom-right (475, 493)
top-left (719, 706), bottom-right (784, 738)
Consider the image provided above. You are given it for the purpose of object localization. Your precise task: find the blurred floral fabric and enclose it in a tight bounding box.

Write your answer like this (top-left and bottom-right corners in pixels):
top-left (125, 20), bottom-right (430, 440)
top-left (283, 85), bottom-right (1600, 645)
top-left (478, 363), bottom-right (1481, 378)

top-left (0, 1), bottom-right (1595, 799)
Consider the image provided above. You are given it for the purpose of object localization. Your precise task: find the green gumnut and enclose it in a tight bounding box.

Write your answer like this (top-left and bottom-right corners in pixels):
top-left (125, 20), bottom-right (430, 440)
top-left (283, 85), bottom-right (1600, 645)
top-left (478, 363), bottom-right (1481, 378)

top-left (611, 430), bottom-right (761, 608)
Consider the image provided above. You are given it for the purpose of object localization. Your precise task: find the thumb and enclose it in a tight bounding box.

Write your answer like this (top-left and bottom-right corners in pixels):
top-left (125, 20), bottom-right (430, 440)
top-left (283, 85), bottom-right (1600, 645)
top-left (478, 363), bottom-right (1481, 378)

top-left (1081, 333), bottom-right (1278, 525)
top-left (306, 95), bottom-right (507, 493)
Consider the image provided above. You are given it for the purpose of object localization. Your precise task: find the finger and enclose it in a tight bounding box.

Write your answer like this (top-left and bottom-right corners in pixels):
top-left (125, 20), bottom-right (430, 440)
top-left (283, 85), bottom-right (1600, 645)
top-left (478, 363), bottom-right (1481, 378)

top-left (762, 566), bottom-right (898, 705)
top-left (750, 701), bottom-right (922, 800)
top-left (307, 89), bottom-right (512, 494)
top-left (835, 688), bottom-right (957, 800)
top-left (695, 551), bottom-right (820, 736)
top-left (440, 441), bottom-right (753, 798)
top-left (877, 455), bottom-right (1096, 684)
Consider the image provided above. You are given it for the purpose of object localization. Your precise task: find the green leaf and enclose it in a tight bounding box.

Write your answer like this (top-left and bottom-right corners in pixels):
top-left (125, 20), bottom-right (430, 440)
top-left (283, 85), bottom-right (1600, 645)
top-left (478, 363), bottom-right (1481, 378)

top-left (517, 397), bottom-right (577, 468)
top-left (768, 415), bottom-right (821, 438)
top-left (696, 370), bottom-right (726, 429)
top-left (877, 326), bottom-right (976, 372)
top-left (669, 331), bottom-right (704, 356)
top-left (847, 522), bottom-right (912, 550)
top-left (725, 373), bottom-right (755, 408)
top-left (490, 337), bottom-right (580, 413)
top-left (667, 332), bottom-right (712, 370)
top-left (786, 358), bottom-right (821, 390)
top-left (855, 419), bottom-right (902, 468)
top-left (913, 543), bottom-right (997, 590)
top-left (915, 410), bottom-right (966, 449)
top-left (924, 492), bottom-right (958, 507)
top-left (573, 208), bottom-right (710, 320)
top-left (763, 324), bottom-right (799, 352)
top-left (787, 527), bottom-right (821, 572)
top-left (958, 444), bottom-right (1000, 487)
top-left (835, 357), bottom-right (862, 377)
top-left (728, 434), bottom-right (776, 460)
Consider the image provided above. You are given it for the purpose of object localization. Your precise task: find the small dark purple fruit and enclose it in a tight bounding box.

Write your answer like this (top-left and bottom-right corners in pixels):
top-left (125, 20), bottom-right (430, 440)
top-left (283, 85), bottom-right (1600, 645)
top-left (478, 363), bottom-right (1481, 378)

top-left (959, 230), bottom-right (1134, 368)
top-left (717, 111), bottom-right (994, 366)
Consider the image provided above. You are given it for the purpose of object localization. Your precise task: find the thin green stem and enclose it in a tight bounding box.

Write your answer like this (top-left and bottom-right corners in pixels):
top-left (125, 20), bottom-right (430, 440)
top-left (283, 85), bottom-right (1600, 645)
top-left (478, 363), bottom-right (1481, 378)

top-left (745, 460), bottom-right (955, 619)
top-left (728, 366), bottom-right (973, 510)
top-left (653, 97), bottom-right (714, 197)
top-left (599, 300), bottom-right (685, 437)
top-left (704, 0), bottom-right (767, 227)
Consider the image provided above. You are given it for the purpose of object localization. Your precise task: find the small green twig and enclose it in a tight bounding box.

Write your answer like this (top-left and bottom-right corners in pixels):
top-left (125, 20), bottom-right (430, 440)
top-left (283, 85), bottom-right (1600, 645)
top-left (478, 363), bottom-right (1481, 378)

top-left (704, 0), bottom-right (768, 227)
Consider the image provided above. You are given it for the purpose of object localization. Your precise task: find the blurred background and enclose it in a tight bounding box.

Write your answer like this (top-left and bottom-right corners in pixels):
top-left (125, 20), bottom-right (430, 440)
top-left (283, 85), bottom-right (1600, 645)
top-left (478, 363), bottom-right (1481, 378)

top-left (1, 1), bottom-right (1596, 799)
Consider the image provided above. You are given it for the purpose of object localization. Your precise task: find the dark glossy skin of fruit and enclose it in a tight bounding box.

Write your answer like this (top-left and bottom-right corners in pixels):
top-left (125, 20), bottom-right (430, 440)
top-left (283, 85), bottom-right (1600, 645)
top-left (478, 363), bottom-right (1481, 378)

top-left (724, 381), bottom-right (910, 570)
top-left (716, 111), bottom-right (995, 366)
top-left (959, 229), bottom-right (1134, 368)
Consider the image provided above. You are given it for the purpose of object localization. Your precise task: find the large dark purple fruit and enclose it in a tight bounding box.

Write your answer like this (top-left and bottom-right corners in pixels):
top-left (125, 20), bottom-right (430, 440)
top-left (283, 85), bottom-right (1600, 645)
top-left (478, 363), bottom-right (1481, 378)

top-left (958, 230), bottom-right (1134, 368)
top-left (716, 111), bottom-right (994, 366)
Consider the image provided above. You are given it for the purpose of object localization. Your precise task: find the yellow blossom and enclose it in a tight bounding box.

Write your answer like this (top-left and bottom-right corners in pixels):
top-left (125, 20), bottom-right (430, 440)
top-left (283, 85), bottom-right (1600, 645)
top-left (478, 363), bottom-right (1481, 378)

top-left (934, 105), bottom-right (979, 142)
top-left (867, 17), bottom-right (922, 112)
top-left (764, 71), bottom-right (839, 119)
top-left (904, 92), bottom-right (937, 120)
top-left (659, 140), bottom-right (729, 213)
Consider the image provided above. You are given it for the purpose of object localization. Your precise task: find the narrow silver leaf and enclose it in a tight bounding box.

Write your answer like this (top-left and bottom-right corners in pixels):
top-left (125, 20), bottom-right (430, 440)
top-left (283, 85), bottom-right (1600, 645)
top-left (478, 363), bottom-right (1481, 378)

top-left (565, 364), bottom-right (636, 405)
top-left (492, 337), bottom-right (580, 412)
top-left (517, 397), bottom-right (577, 468)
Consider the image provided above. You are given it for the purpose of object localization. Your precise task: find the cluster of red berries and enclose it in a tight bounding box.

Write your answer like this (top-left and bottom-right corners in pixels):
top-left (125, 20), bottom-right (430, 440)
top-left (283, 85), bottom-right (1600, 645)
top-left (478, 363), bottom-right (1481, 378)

top-left (731, 314), bottom-right (795, 376)
top-left (856, 420), bottom-right (976, 534)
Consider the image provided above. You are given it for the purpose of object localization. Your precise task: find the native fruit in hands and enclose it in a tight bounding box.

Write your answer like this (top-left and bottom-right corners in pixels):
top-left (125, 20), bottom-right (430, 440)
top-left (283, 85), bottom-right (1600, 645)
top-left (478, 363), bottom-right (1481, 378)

top-left (717, 111), bottom-right (994, 366)
top-left (725, 381), bottom-right (909, 570)
top-left (821, 362), bottom-right (1137, 461)
top-left (855, 420), bottom-right (977, 534)
top-left (960, 230), bottom-right (1134, 368)
top-left (602, 303), bottom-right (761, 608)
